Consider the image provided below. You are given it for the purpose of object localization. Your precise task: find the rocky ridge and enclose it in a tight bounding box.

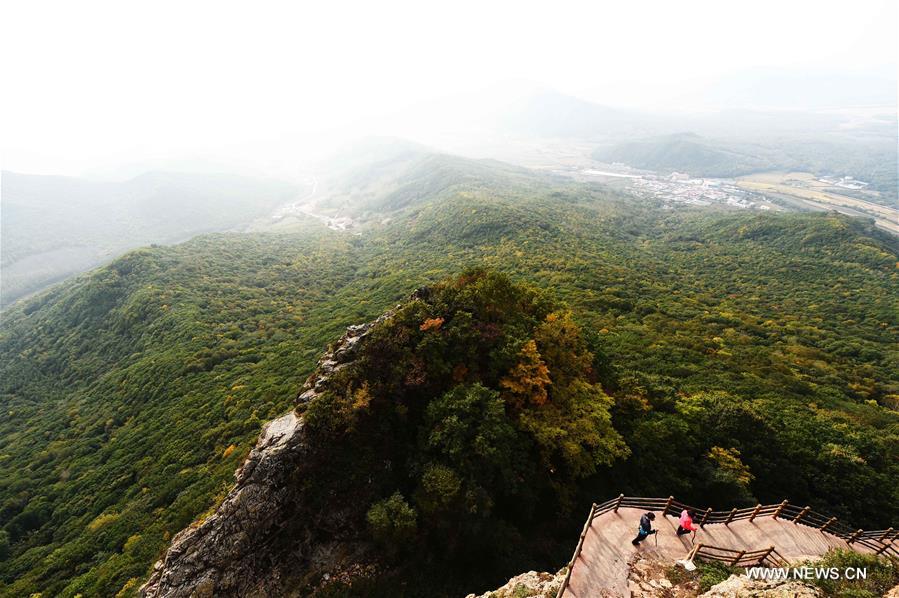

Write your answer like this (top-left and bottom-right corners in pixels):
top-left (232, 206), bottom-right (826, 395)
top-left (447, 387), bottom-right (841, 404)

top-left (140, 412), bottom-right (308, 597)
top-left (141, 314), bottom-right (388, 597)
top-left (295, 308), bottom-right (396, 406)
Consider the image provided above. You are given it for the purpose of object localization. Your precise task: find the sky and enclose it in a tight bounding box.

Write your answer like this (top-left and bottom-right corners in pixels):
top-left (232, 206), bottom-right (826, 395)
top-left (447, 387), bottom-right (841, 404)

top-left (2, 0), bottom-right (896, 176)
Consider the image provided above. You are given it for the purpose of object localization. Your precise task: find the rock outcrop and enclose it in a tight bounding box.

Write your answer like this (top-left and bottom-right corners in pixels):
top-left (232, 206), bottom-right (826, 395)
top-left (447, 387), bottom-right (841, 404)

top-left (699, 574), bottom-right (822, 597)
top-left (141, 313), bottom-right (389, 597)
top-left (465, 569), bottom-right (568, 598)
top-left (141, 412), bottom-right (309, 597)
top-left (627, 554), bottom-right (697, 597)
top-left (295, 310), bottom-right (393, 406)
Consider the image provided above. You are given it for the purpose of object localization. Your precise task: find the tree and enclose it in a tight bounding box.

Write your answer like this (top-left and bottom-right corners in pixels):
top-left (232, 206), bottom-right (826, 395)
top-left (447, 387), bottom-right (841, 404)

top-left (500, 340), bottom-right (551, 409)
top-left (419, 384), bottom-right (523, 515)
top-left (702, 446), bottom-right (756, 506)
top-left (518, 379), bottom-right (628, 484)
top-left (366, 493), bottom-right (418, 552)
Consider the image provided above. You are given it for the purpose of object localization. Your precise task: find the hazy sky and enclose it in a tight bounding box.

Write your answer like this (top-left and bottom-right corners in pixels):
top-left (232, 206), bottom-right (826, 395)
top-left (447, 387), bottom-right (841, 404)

top-left (3, 0), bottom-right (896, 176)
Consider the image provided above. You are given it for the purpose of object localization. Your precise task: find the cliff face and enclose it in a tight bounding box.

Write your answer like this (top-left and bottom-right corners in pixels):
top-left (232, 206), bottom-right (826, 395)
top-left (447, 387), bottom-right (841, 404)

top-left (141, 317), bottom-right (386, 597)
top-left (141, 412), bottom-right (309, 597)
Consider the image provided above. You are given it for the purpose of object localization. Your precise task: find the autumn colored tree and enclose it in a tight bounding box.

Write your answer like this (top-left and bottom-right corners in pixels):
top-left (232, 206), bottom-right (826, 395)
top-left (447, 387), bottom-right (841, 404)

top-left (500, 339), bottom-right (551, 409)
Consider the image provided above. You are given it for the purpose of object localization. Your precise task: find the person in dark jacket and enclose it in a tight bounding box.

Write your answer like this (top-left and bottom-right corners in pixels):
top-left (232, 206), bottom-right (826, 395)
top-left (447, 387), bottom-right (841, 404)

top-left (631, 511), bottom-right (657, 545)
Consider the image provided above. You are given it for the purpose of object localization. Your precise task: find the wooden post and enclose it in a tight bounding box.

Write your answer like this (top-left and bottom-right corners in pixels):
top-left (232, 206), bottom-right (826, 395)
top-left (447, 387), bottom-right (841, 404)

top-left (820, 517), bottom-right (837, 533)
top-left (748, 504), bottom-right (762, 523)
top-left (772, 500), bottom-right (789, 520)
top-left (688, 543), bottom-right (703, 561)
top-left (760, 546), bottom-right (775, 566)
top-left (731, 550), bottom-right (746, 566)
top-left (848, 529), bottom-right (863, 544)
top-left (793, 506), bottom-right (811, 524)
top-left (700, 507), bottom-right (712, 527)
top-left (663, 495), bottom-right (674, 516)
top-left (725, 508), bottom-right (737, 525)
top-left (876, 542), bottom-right (890, 555)
top-left (613, 493), bottom-right (624, 513)
top-left (879, 528), bottom-right (894, 542)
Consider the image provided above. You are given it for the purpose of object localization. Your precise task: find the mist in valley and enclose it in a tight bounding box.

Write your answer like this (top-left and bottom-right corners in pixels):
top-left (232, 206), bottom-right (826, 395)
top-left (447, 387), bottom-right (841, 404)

top-left (3, 0), bottom-right (896, 306)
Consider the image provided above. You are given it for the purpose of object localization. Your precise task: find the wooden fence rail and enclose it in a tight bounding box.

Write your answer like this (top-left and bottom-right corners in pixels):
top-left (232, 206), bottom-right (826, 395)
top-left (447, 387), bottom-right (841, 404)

top-left (590, 496), bottom-right (896, 548)
top-left (555, 495), bottom-right (897, 598)
top-left (686, 543), bottom-right (789, 568)
top-left (556, 502), bottom-right (596, 596)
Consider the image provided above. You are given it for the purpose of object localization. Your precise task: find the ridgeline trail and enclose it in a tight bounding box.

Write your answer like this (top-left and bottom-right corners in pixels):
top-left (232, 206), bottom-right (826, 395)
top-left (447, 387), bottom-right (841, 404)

top-left (558, 496), bottom-right (898, 598)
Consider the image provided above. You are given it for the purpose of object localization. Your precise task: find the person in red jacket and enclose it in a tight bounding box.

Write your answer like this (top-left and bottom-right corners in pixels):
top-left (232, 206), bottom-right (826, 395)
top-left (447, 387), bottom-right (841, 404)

top-left (676, 509), bottom-right (697, 536)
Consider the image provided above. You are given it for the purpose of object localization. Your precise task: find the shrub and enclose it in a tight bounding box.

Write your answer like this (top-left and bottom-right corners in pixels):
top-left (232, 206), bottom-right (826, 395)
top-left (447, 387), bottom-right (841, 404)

top-left (806, 549), bottom-right (898, 597)
top-left (366, 493), bottom-right (418, 551)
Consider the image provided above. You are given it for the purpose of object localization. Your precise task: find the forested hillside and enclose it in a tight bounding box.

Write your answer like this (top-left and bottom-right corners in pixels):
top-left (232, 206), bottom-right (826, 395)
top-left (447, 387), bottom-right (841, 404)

top-left (0, 154), bottom-right (897, 596)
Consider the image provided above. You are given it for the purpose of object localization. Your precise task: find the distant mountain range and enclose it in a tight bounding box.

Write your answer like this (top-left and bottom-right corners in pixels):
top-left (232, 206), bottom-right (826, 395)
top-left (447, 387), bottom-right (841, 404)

top-left (1, 171), bottom-right (299, 306)
top-left (592, 131), bottom-right (898, 199)
top-left (374, 87), bottom-right (898, 202)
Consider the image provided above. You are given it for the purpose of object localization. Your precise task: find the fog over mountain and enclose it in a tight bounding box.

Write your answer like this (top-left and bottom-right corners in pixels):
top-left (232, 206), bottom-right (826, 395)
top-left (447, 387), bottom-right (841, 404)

top-left (3, 0), bottom-right (896, 177)
top-left (1, 171), bottom-right (299, 305)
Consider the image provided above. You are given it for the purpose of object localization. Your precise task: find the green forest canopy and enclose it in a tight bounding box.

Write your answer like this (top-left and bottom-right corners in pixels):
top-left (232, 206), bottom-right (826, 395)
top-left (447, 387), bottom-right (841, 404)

top-left (0, 157), bottom-right (897, 596)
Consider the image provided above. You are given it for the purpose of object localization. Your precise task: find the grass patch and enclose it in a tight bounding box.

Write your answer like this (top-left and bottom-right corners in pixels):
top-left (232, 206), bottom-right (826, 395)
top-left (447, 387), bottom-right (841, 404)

top-left (805, 549), bottom-right (898, 598)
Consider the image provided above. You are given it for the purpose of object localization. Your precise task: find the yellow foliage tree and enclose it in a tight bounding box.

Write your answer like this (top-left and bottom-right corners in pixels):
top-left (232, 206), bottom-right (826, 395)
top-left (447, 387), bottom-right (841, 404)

top-left (500, 340), bottom-right (551, 409)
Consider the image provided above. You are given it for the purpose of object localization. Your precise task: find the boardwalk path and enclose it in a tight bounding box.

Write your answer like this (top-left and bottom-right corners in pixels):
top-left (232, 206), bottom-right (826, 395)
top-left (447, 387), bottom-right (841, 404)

top-left (562, 504), bottom-right (886, 598)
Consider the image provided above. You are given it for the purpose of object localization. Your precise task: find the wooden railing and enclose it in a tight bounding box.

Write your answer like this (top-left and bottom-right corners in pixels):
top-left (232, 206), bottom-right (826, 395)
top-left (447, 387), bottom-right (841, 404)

top-left (555, 495), bottom-right (898, 598)
top-left (587, 495), bottom-right (898, 558)
top-left (556, 502), bottom-right (596, 596)
top-left (685, 543), bottom-right (790, 569)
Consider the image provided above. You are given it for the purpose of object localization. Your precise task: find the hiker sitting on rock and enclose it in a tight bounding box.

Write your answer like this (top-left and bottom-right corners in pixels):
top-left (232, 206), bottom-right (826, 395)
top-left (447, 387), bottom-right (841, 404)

top-left (631, 512), bottom-right (657, 545)
top-left (676, 509), bottom-right (697, 536)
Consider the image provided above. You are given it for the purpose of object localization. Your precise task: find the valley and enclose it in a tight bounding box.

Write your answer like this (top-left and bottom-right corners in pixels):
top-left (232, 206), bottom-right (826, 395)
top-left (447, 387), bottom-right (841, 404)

top-left (1, 147), bottom-right (896, 597)
top-left (736, 172), bottom-right (899, 234)
top-left (567, 165), bottom-right (781, 212)
top-left (569, 164), bottom-right (898, 235)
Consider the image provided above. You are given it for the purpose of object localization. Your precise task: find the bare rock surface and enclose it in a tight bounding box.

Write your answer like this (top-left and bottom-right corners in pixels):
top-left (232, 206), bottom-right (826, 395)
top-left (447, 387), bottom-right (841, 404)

top-left (141, 312), bottom-right (388, 597)
top-left (140, 412), bottom-right (309, 597)
top-left (699, 574), bottom-right (822, 598)
top-left (627, 553), bottom-right (697, 597)
top-left (465, 569), bottom-right (567, 598)
top-left (296, 310), bottom-right (395, 405)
